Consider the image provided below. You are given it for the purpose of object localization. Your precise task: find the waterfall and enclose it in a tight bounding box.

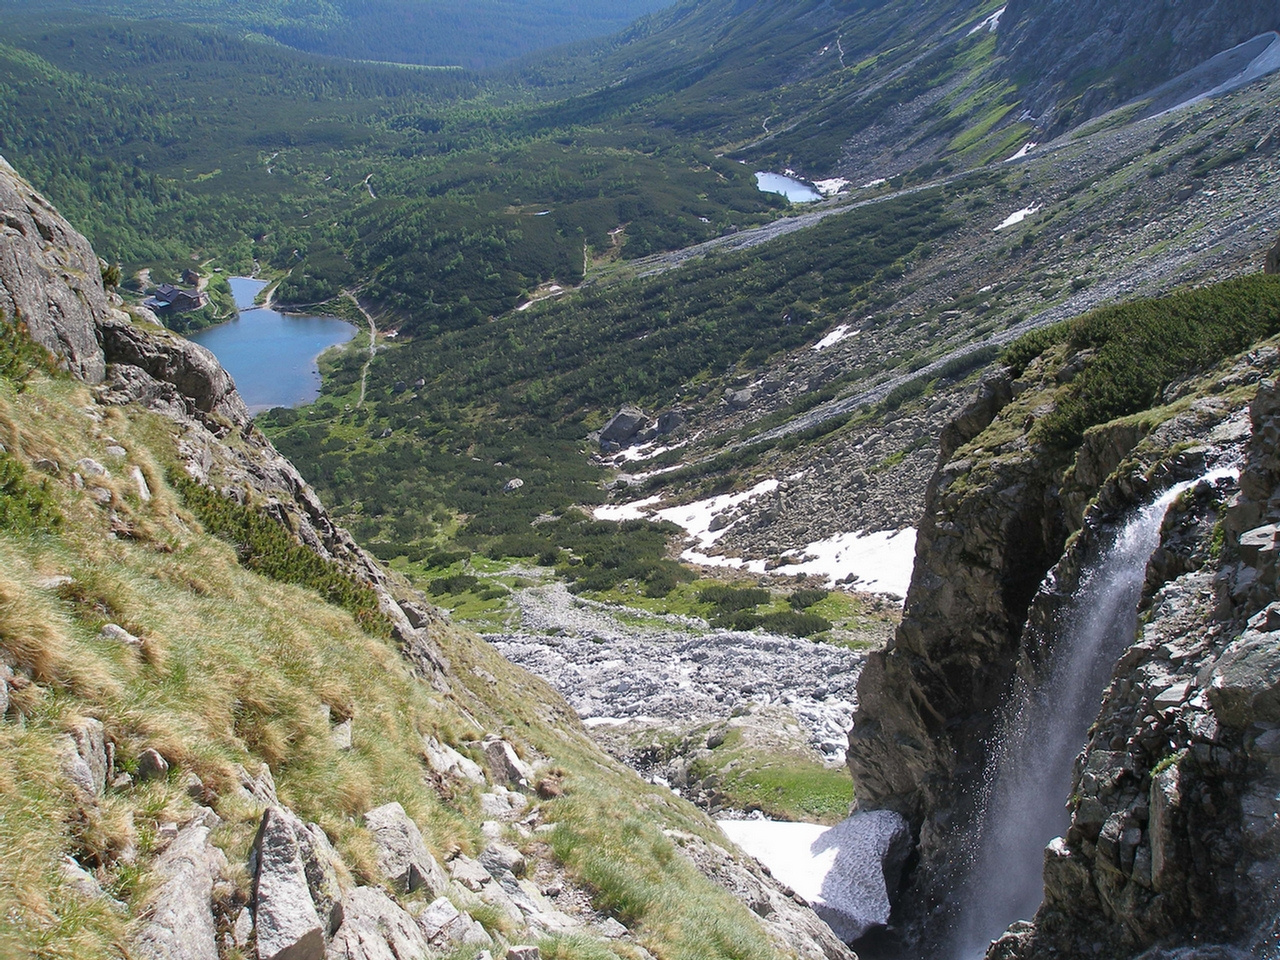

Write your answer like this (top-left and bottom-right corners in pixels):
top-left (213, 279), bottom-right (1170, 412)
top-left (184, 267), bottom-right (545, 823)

top-left (950, 468), bottom-right (1236, 960)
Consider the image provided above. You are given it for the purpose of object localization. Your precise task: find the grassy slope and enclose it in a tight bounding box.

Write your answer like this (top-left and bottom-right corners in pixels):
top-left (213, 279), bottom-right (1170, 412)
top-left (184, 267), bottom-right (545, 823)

top-left (0, 364), bottom-right (786, 960)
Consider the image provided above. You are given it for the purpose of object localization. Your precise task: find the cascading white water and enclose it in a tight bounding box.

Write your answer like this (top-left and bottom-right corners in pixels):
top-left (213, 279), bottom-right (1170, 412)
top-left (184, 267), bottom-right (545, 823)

top-left (949, 468), bottom-right (1237, 960)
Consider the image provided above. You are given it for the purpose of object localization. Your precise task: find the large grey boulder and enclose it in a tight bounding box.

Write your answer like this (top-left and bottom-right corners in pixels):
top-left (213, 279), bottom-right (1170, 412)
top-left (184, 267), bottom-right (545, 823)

top-left (598, 406), bottom-right (647, 446)
top-left (363, 802), bottom-right (447, 896)
top-left (252, 808), bottom-right (326, 960)
top-left (482, 736), bottom-right (534, 789)
top-left (132, 824), bottom-right (227, 960)
top-left (326, 887), bottom-right (427, 960)
top-left (0, 155), bottom-right (109, 382)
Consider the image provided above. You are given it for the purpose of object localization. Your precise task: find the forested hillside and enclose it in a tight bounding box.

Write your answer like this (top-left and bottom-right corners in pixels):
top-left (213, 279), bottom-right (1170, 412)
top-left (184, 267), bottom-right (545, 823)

top-left (16, 0), bottom-right (672, 67)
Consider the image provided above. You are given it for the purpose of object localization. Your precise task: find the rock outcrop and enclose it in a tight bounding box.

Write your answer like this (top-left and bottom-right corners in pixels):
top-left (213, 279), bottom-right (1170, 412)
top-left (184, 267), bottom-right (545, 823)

top-left (132, 824), bottom-right (229, 960)
top-left (997, 0), bottom-right (1280, 130)
top-left (0, 156), bottom-right (109, 382)
top-left (992, 378), bottom-right (1280, 959)
top-left (847, 324), bottom-right (1280, 954)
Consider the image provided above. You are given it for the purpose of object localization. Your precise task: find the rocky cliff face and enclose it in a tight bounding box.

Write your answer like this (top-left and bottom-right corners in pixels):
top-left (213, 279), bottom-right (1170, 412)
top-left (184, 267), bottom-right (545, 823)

top-left (847, 314), bottom-right (1280, 954)
top-left (991, 371), bottom-right (1280, 959)
top-left (0, 156), bottom-right (110, 382)
top-left (997, 0), bottom-right (1279, 131)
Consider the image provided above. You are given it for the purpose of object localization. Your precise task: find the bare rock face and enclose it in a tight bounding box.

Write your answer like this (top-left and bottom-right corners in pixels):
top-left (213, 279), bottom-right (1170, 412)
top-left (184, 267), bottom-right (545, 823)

top-left (847, 350), bottom-right (1276, 952)
top-left (363, 802), bottom-right (448, 897)
top-left (997, 0), bottom-right (1280, 130)
top-left (327, 887), bottom-right (429, 960)
top-left (253, 808), bottom-right (326, 960)
top-left (992, 382), bottom-right (1280, 958)
top-left (0, 156), bottom-right (108, 382)
top-left (97, 310), bottom-right (248, 426)
top-left (132, 824), bottom-right (228, 960)
top-left (1266, 236), bottom-right (1280, 275)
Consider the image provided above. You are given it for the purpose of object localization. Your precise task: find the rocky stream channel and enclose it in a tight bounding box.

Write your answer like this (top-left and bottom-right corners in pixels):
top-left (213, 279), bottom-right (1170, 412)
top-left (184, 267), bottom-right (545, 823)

top-left (483, 581), bottom-right (869, 809)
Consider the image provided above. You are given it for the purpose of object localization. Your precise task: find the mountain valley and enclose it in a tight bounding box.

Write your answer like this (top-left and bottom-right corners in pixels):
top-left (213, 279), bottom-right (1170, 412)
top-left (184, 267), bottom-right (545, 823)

top-left (1, 0), bottom-right (1279, 958)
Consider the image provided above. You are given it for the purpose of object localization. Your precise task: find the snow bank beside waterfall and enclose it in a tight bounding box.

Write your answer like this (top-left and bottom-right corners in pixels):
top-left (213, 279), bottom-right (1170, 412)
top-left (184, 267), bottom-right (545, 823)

top-left (720, 810), bottom-right (912, 942)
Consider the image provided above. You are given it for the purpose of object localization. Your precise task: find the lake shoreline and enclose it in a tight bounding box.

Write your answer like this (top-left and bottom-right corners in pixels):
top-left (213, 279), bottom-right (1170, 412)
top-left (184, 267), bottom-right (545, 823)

top-left (189, 276), bottom-right (357, 412)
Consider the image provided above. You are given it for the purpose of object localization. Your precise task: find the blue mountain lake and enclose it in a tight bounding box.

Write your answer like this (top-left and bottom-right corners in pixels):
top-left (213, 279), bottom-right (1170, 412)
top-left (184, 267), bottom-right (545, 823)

top-left (190, 277), bottom-right (356, 413)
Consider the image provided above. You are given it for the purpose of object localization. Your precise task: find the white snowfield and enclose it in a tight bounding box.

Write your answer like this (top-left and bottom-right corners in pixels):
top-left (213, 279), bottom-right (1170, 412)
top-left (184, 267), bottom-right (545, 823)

top-left (967, 5), bottom-right (1004, 35)
top-left (655, 478), bottom-right (780, 548)
top-left (1163, 31), bottom-right (1280, 116)
top-left (596, 482), bottom-right (917, 597)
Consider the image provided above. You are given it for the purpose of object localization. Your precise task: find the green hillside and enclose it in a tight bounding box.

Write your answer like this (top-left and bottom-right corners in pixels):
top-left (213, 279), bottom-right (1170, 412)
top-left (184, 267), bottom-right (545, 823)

top-left (9, 0), bottom-right (673, 68)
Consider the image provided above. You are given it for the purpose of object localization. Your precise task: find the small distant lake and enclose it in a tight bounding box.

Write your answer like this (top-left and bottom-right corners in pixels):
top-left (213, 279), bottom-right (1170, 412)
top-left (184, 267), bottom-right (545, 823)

top-left (190, 277), bottom-right (356, 413)
top-left (755, 172), bottom-right (823, 203)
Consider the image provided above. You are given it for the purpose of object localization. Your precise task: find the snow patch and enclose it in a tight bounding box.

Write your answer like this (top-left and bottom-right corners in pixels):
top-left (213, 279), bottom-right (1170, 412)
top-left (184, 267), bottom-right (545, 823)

top-left (780, 528), bottom-right (916, 596)
top-left (994, 205), bottom-right (1041, 231)
top-left (1004, 141), bottom-right (1038, 162)
top-left (593, 495), bottom-right (662, 522)
top-left (656, 479), bottom-right (780, 547)
top-left (1162, 31), bottom-right (1280, 115)
top-left (860, 178), bottom-right (888, 189)
top-left (720, 820), bottom-right (832, 904)
top-left (719, 810), bottom-right (911, 941)
top-left (812, 324), bottom-right (855, 351)
top-left (813, 178), bottom-right (850, 197)
top-left (967, 5), bottom-right (1005, 35)
top-left (609, 438), bottom-right (690, 464)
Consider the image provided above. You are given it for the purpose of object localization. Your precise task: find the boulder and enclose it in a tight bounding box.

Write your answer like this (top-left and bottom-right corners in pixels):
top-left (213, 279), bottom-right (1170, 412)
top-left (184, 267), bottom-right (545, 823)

top-left (99, 623), bottom-right (142, 647)
top-left (131, 824), bottom-right (227, 960)
top-left (363, 802), bottom-right (447, 896)
top-left (136, 748), bottom-right (170, 781)
top-left (64, 717), bottom-right (108, 798)
top-left (331, 718), bottom-right (353, 752)
top-left (327, 887), bottom-right (428, 960)
top-left (480, 841), bottom-right (526, 879)
top-left (482, 736), bottom-right (534, 789)
top-left (448, 855), bottom-right (493, 892)
top-left (598, 406), bottom-right (646, 446)
top-left (656, 409), bottom-right (686, 435)
top-left (422, 737), bottom-right (485, 784)
top-left (412, 896), bottom-right (493, 950)
top-left (253, 808), bottom-right (326, 960)
top-left (236, 762), bottom-right (279, 807)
